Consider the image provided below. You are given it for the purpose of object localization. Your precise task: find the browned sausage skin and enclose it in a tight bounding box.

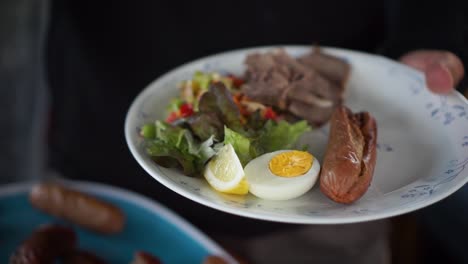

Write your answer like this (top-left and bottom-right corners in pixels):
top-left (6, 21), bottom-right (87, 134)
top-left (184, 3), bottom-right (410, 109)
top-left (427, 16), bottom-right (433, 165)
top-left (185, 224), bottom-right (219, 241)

top-left (29, 182), bottom-right (126, 234)
top-left (62, 249), bottom-right (108, 264)
top-left (319, 106), bottom-right (377, 204)
top-left (203, 255), bottom-right (229, 264)
top-left (9, 224), bottom-right (76, 264)
top-left (130, 251), bottom-right (161, 264)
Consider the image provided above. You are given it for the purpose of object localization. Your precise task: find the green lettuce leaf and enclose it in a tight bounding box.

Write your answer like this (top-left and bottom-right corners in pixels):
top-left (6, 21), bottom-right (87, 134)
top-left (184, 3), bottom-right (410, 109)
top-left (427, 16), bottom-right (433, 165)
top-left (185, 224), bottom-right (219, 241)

top-left (198, 135), bottom-right (216, 162)
top-left (223, 120), bottom-right (311, 166)
top-left (223, 126), bottom-right (252, 166)
top-left (198, 83), bottom-right (243, 133)
top-left (193, 71), bottom-right (233, 91)
top-left (192, 82), bottom-right (245, 141)
top-left (193, 71), bottom-right (212, 91)
top-left (254, 120), bottom-right (311, 154)
top-left (146, 140), bottom-right (197, 176)
top-left (188, 107), bottom-right (224, 141)
top-left (145, 121), bottom-right (216, 176)
top-left (155, 121), bottom-right (185, 146)
top-left (209, 83), bottom-right (243, 132)
top-left (166, 98), bottom-right (184, 113)
top-left (140, 124), bottom-right (156, 139)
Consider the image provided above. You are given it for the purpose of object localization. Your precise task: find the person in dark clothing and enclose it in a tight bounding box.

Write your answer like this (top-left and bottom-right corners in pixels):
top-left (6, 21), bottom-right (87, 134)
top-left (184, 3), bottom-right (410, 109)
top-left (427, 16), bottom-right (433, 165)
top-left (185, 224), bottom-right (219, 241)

top-left (4, 0), bottom-right (465, 263)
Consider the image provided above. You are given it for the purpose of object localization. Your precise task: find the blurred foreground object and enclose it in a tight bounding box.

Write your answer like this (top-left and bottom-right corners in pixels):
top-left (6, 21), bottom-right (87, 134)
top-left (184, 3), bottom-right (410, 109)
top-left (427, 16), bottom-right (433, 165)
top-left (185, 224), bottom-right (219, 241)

top-left (29, 182), bottom-right (126, 234)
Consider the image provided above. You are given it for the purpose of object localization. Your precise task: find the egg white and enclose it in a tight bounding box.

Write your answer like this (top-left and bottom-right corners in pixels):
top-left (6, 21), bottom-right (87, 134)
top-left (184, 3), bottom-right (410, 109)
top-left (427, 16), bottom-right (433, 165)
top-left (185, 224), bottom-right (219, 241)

top-left (244, 150), bottom-right (320, 201)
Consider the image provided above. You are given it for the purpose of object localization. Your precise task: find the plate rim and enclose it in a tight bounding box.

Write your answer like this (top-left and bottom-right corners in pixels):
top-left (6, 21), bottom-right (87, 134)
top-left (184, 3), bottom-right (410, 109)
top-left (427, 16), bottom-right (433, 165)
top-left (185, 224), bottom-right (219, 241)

top-left (0, 180), bottom-right (237, 264)
top-left (124, 45), bottom-right (468, 224)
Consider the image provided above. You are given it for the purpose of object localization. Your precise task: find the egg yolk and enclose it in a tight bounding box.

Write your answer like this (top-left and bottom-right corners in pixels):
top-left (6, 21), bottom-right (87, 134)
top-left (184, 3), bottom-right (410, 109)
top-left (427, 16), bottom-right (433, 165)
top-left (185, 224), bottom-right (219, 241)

top-left (268, 151), bottom-right (313, 177)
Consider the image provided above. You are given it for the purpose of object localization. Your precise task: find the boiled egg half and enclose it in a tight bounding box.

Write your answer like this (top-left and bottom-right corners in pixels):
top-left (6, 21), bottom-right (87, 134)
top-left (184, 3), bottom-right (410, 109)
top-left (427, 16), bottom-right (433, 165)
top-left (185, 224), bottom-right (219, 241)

top-left (244, 150), bottom-right (320, 201)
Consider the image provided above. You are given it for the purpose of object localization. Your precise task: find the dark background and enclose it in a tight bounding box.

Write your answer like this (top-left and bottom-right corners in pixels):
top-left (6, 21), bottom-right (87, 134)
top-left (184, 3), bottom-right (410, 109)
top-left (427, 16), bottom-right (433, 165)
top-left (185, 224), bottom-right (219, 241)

top-left (1, 0), bottom-right (466, 263)
top-left (46, 1), bottom-right (468, 263)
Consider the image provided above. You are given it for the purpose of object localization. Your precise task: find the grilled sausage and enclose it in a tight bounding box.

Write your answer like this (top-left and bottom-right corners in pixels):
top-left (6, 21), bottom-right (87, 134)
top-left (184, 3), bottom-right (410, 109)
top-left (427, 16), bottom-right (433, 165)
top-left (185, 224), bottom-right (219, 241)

top-left (9, 224), bottom-right (76, 264)
top-left (203, 255), bottom-right (229, 264)
top-left (62, 249), bottom-right (108, 264)
top-left (129, 251), bottom-right (161, 264)
top-left (319, 106), bottom-right (377, 204)
top-left (29, 182), bottom-right (125, 234)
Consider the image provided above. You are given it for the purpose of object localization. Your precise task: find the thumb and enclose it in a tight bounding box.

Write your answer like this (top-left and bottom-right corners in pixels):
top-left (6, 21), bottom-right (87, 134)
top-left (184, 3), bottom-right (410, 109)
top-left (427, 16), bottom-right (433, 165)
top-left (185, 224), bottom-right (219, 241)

top-left (399, 50), bottom-right (464, 94)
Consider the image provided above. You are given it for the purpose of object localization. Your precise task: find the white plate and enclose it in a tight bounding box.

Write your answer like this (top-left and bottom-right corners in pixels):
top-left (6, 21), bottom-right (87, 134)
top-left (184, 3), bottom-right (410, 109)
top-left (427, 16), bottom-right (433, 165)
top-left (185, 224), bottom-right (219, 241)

top-left (125, 46), bottom-right (468, 224)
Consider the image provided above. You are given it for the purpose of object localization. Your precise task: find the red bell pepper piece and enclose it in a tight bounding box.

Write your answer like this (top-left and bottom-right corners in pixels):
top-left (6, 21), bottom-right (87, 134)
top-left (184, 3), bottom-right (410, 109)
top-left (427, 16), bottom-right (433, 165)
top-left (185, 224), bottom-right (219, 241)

top-left (228, 74), bottom-right (245, 88)
top-left (263, 107), bottom-right (278, 120)
top-left (165, 111), bottom-right (178, 123)
top-left (179, 103), bottom-right (194, 117)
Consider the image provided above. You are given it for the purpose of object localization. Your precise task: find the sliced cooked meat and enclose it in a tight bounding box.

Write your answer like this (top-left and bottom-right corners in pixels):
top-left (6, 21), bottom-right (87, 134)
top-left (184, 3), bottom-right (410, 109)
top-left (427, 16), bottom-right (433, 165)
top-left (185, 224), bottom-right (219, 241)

top-left (242, 47), bottom-right (348, 126)
top-left (288, 100), bottom-right (336, 127)
top-left (270, 49), bottom-right (310, 81)
top-left (242, 70), bottom-right (289, 106)
top-left (298, 47), bottom-right (351, 89)
top-left (287, 71), bottom-right (341, 106)
top-left (244, 53), bottom-right (277, 81)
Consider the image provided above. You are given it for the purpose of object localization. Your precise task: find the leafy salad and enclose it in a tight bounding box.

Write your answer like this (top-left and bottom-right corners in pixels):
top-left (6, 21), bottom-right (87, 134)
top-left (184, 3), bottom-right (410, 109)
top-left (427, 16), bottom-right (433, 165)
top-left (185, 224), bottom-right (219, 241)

top-left (140, 71), bottom-right (311, 177)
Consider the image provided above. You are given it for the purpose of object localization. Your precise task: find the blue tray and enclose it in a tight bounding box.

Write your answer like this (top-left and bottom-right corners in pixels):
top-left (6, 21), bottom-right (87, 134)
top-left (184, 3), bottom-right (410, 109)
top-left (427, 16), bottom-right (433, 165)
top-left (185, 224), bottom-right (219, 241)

top-left (0, 181), bottom-right (235, 263)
